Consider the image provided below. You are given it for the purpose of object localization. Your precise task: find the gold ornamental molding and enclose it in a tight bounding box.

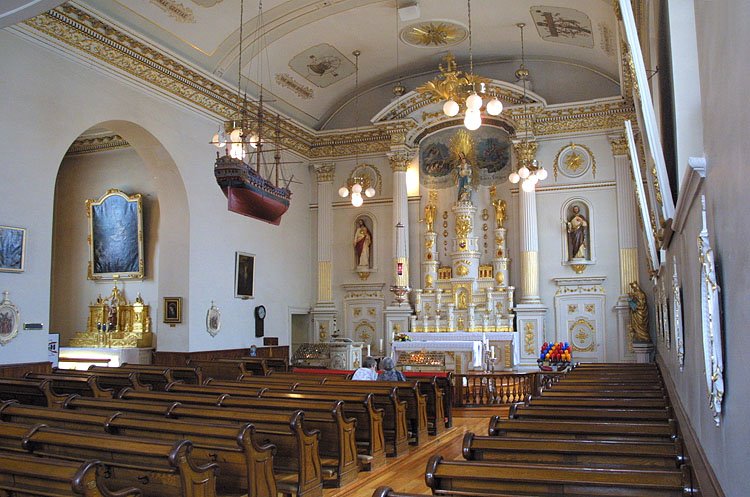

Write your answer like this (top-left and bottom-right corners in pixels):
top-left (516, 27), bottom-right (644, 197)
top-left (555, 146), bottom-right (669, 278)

top-left (67, 133), bottom-right (130, 155)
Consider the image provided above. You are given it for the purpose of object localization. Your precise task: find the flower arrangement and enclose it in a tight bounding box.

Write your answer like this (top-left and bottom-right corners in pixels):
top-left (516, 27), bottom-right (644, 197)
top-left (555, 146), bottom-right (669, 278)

top-left (394, 333), bottom-right (411, 342)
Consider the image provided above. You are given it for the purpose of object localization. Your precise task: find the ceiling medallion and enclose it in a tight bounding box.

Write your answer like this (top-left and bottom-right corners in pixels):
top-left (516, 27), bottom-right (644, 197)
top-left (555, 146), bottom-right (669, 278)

top-left (400, 21), bottom-right (468, 48)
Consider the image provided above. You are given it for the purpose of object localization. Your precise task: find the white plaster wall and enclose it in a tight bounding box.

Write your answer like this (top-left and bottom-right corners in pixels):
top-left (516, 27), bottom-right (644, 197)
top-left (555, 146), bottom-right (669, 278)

top-left (0, 29), bottom-right (313, 361)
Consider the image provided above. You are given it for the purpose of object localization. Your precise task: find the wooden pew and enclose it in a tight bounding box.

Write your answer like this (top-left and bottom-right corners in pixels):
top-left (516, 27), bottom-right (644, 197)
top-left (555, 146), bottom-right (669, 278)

top-left (87, 366), bottom-right (172, 390)
top-left (538, 389), bottom-right (667, 399)
top-left (235, 357), bottom-right (289, 374)
top-left (16, 373), bottom-right (114, 398)
top-left (0, 422), bottom-right (219, 497)
top-left (529, 396), bottom-right (670, 409)
top-left (488, 415), bottom-right (677, 442)
top-left (0, 377), bottom-right (68, 406)
top-left (293, 381), bottom-right (429, 446)
top-left (118, 388), bottom-right (359, 488)
top-left (33, 370), bottom-right (152, 393)
top-left (463, 432), bottom-right (685, 469)
top-left (62, 396), bottom-right (324, 497)
top-left (188, 359), bottom-right (244, 380)
top-left (0, 400), bottom-right (277, 497)
top-left (424, 455), bottom-right (693, 497)
top-left (0, 451), bottom-right (143, 497)
top-left (509, 403), bottom-right (673, 422)
top-left (167, 381), bottom-right (385, 471)
top-left (120, 363), bottom-right (204, 384)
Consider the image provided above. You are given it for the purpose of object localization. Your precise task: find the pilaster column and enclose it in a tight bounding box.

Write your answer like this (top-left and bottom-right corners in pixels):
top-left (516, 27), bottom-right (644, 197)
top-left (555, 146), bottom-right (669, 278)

top-left (312, 162), bottom-right (337, 342)
top-left (514, 141), bottom-right (541, 304)
top-left (387, 148), bottom-right (413, 291)
top-left (610, 136), bottom-right (640, 360)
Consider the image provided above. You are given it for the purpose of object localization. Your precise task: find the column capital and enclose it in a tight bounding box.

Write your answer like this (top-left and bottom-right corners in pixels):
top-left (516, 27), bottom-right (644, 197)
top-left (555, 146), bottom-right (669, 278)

top-left (512, 140), bottom-right (539, 165)
top-left (387, 148), bottom-right (413, 172)
top-left (608, 134), bottom-right (629, 156)
top-left (313, 162), bottom-right (336, 182)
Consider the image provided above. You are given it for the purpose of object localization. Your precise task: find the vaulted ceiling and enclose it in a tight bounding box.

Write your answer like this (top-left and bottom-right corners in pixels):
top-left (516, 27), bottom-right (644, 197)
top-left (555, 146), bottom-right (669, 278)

top-left (4, 1), bottom-right (624, 130)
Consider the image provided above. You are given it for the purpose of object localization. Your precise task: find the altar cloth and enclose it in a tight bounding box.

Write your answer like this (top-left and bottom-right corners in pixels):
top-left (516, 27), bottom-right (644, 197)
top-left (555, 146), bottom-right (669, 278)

top-left (392, 340), bottom-right (483, 368)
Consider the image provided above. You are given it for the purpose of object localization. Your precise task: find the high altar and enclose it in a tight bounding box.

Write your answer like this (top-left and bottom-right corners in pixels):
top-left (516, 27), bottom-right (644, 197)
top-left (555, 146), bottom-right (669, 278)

top-left (393, 141), bottom-right (518, 372)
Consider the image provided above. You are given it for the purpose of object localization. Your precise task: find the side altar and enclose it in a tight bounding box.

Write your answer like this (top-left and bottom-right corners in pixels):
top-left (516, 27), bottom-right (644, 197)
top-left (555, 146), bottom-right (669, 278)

top-left (68, 283), bottom-right (153, 349)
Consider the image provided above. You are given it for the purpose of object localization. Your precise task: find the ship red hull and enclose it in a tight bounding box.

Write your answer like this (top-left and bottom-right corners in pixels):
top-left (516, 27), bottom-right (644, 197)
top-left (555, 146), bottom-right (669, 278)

top-left (224, 186), bottom-right (289, 225)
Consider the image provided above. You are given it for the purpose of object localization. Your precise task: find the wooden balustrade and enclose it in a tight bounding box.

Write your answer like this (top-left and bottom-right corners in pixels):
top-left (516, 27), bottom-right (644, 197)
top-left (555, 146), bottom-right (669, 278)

top-left (453, 372), bottom-right (539, 406)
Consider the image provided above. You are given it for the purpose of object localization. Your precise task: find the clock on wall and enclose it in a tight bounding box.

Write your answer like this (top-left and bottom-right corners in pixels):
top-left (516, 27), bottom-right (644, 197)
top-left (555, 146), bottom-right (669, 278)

top-left (254, 305), bottom-right (266, 337)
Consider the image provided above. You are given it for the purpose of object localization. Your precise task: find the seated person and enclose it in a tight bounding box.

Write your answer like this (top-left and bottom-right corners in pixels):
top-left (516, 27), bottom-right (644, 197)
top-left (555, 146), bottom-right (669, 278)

top-left (352, 356), bottom-right (378, 381)
top-left (377, 356), bottom-right (406, 382)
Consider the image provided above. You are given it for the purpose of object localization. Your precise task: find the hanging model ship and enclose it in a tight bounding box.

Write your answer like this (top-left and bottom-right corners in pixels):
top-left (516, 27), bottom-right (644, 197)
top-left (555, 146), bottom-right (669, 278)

top-left (213, 102), bottom-right (294, 225)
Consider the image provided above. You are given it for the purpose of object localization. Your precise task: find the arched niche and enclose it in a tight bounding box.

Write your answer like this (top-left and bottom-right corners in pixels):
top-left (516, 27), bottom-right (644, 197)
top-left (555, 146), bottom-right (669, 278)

top-left (50, 120), bottom-right (189, 351)
top-left (560, 197), bottom-right (595, 267)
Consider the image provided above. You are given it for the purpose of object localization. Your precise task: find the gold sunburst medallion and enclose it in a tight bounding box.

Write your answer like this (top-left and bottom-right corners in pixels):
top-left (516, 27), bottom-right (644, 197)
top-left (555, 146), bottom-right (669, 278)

top-left (401, 22), bottom-right (467, 47)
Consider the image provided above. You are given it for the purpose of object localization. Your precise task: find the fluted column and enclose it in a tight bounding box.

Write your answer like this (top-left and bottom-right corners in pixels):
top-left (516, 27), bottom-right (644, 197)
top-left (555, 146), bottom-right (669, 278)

top-left (611, 136), bottom-right (640, 293)
top-left (610, 136), bottom-right (640, 360)
top-left (514, 141), bottom-right (541, 304)
top-left (312, 162), bottom-right (337, 342)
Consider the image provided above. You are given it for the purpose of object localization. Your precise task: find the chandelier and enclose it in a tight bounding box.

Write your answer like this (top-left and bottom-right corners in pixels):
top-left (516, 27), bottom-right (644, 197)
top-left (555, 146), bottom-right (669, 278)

top-left (338, 50), bottom-right (376, 206)
top-left (508, 22), bottom-right (547, 191)
top-left (415, 0), bottom-right (503, 130)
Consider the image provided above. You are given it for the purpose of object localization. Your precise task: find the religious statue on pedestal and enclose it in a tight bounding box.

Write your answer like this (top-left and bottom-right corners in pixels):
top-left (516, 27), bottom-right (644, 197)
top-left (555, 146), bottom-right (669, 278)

top-left (424, 201), bottom-right (436, 233)
top-left (354, 218), bottom-right (372, 268)
top-left (493, 198), bottom-right (507, 229)
top-left (456, 152), bottom-right (473, 202)
top-left (628, 281), bottom-right (650, 343)
top-left (566, 204), bottom-right (589, 260)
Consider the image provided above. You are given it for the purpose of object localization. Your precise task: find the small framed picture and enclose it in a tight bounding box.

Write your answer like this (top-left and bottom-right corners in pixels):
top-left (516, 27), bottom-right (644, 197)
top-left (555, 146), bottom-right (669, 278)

top-left (234, 252), bottom-right (255, 299)
top-left (163, 297), bottom-right (182, 324)
top-left (0, 225), bottom-right (26, 273)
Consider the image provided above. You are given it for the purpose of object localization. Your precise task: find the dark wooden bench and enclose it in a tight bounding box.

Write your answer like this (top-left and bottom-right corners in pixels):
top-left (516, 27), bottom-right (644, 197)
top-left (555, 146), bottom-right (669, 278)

top-left (118, 387), bottom-right (359, 488)
top-left (168, 381), bottom-right (385, 471)
top-left (0, 421), bottom-right (219, 497)
top-left (539, 389), bottom-right (667, 399)
top-left (19, 373), bottom-right (114, 398)
top-left (0, 377), bottom-right (68, 406)
top-left (35, 370), bottom-right (152, 394)
top-left (62, 395), bottom-right (323, 497)
top-left (188, 359), bottom-right (244, 380)
top-left (0, 450), bottom-right (142, 497)
top-left (87, 366), bottom-right (172, 390)
top-left (120, 363), bottom-right (204, 384)
top-left (509, 403), bottom-right (673, 422)
top-left (489, 415), bottom-right (677, 441)
top-left (463, 432), bottom-right (685, 469)
top-left (0, 400), bottom-right (277, 497)
top-left (236, 357), bottom-right (289, 374)
top-left (529, 396), bottom-right (670, 409)
top-left (424, 455), bottom-right (693, 497)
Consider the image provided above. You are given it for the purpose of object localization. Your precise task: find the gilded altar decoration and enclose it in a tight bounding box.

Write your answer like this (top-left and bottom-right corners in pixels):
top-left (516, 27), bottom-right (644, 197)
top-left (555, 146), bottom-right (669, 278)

top-left (424, 191), bottom-right (437, 232)
top-left (571, 264), bottom-right (587, 274)
top-left (697, 195), bottom-right (724, 426)
top-left (400, 21), bottom-right (467, 47)
top-left (87, 189), bottom-right (144, 281)
top-left (554, 143), bottom-right (595, 180)
top-left (0, 291), bottom-right (20, 346)
top-left (69, 283), bottom-right (152, 348)
top-left (627, 282), bottom-right (650, 343)
top-left (570, 318), bottom-right (596, 352)
top-left (524, 322), bottom-right (535, 355)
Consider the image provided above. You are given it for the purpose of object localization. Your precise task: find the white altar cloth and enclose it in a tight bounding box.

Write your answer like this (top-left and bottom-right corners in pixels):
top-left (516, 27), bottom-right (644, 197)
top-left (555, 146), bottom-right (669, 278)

top-left (392, 340), bottom-right (483, 368)
top-left (404, 331), bottom-right (519, 368)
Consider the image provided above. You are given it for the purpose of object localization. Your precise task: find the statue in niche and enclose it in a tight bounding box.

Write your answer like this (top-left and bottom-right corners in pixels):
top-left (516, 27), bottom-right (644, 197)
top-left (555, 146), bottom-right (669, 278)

top-left (456, 152), bottom-right (474, 202)
top-left (354, 218), bottom-right (373, 268)
top-left (424, 202), bottom-right (436, 233)
top-left (628, 282), bottom-right (651, 343)
top-left (566, 204), bottom-right (589, 260)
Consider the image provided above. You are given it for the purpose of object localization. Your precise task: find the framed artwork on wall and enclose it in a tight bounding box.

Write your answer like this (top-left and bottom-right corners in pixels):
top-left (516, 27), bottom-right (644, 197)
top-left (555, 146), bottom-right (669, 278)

top-left (0, 225), bottom-right (26, 272)
top-left (235, 252), bottom-right (255, 299)
top-left (163, 297), bottom-right (182, 324)
top-left (86, 189), bottom-right (144, 280)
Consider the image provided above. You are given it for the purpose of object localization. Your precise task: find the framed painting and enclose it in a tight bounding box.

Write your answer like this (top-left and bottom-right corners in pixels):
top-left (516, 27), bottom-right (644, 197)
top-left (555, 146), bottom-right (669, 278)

top-left (235, 252), bottom-right (255, 299)
top-left (0, 226), bottom-right (26, 272)
top-left (163, 297), bottom-right (182, 324)
top-left (86, 189), bottom-right (144, 280)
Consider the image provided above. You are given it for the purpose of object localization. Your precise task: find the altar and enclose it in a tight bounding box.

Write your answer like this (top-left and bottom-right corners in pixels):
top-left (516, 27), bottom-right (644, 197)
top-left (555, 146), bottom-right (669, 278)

top-left (392, 340), bottom-right (483, 373)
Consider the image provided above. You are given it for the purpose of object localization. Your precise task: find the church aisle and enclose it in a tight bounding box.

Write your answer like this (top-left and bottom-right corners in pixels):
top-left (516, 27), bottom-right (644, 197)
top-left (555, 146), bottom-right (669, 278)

top-left (324, 410), bottom-right (503, 497)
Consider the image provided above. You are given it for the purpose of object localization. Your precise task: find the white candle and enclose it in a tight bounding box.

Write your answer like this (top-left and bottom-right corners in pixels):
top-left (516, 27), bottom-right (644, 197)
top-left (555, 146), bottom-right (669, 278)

top-left (491, 346), bottom-right (496, 359)
top-left (379, 338), bottom-right (384, 353)
top-left (367, 344), bottom-right (371, 357)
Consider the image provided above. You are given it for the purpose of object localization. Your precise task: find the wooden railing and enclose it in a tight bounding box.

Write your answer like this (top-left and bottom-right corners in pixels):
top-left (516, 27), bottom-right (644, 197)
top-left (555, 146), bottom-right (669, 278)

top-left (452, 372), bottom-right (559, 406)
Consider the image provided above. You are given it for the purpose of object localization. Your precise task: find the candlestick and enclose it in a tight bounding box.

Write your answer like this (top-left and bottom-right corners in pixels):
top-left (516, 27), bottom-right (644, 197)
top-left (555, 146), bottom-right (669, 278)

top-left (379, 338), bottom-right (384, 354)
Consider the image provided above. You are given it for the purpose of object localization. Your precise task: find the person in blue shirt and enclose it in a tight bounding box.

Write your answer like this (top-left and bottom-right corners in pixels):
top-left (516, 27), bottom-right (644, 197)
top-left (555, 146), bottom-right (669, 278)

top-left (378, 356), bottom-right (406, 382)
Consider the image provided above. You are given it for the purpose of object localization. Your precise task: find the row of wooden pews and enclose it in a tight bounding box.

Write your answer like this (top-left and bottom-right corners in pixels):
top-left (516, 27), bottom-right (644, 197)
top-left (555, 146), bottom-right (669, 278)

top-left (0, 358), bottom-right (447, 496)
top-left (376, 362), bottom-right (698, 497)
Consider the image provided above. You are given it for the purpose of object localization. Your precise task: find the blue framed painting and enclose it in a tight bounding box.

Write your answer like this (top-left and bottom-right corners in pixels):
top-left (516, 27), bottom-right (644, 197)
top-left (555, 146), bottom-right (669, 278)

top-left (0, 226), bottom-right (25, 272)
top-left (86, 189), bottom-right (144, 280)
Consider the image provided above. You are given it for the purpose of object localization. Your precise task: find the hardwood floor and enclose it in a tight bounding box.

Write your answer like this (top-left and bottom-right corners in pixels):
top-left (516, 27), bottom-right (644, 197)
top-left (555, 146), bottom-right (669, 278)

top-left (324, 407), bottom-right (508, 497)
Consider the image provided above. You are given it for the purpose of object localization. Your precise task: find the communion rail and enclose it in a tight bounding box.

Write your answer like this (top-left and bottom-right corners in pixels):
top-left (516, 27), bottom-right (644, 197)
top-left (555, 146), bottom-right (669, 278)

top-left (453, 372), bottom-right (558, 406)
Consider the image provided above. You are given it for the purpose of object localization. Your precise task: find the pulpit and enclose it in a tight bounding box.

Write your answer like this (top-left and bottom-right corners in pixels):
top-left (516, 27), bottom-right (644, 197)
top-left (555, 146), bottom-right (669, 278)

top-left (329, 338), bottom-right (364, 370)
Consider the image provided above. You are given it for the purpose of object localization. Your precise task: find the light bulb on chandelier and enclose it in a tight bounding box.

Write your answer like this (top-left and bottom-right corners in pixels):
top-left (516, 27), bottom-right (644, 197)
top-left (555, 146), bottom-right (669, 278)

top-left (351, 192), bottom-right (364, 207)
top-left (443, 99), bottom-right (460, 117)
top-left (508, 171), bottom-right (520, 184)
top-left (365, 186), bottom-right (376, 198)
top-left (486, 97), bottom-right (503, 116)
top-left (464, 108), bottom-right (482, 131)
top-left (465, 92), bottom-right (483, 111)
top-left (338, 186), bottom-right (349, 198)
top-left (521, 179), bottom-right (535, 192)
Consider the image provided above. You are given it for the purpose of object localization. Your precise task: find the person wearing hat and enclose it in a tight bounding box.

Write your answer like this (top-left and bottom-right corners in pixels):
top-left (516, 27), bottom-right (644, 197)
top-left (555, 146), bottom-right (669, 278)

top-left (378, 356), bottom-right (406, 382)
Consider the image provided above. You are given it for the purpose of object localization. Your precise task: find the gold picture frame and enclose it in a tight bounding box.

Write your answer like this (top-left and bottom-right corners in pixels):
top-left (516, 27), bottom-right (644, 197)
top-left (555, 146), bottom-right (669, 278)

top-left (86, 189), bottom-right (144, 280)
top-left (163, 297), bottom-right (182, 324)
